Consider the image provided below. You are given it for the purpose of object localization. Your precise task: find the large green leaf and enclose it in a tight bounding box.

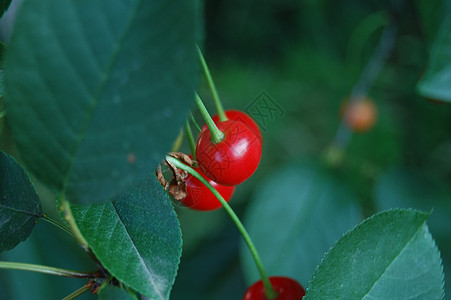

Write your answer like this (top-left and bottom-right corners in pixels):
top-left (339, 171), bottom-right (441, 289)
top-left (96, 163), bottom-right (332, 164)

top-left (417, 15), bottom-right (451, 103)
top-left (4, 0), bottom-right (198, 203)
top-left (305, 209), bottom-right (445, 299)
top-left (70, 176), bottom-right (182, 299)
top-left (0, 150), bottom-right (43, 252)
top-left (240, 162), bottom-right (360, 287)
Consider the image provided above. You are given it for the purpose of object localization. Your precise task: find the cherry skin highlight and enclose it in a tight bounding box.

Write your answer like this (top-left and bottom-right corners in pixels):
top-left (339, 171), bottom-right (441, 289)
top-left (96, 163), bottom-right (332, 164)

top-left (202, 109), bottom-right (262, 140)
top-left (243, 276), bottom-right (305, 300)
top-left (196, 119), bottom-right (262, 186)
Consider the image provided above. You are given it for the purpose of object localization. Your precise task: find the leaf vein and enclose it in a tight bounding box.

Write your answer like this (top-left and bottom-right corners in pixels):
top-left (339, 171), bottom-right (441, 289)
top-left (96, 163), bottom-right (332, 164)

top-left (111, 200), bottom-right (165, 299)
top-left (362, 223), bottom-right (426, 298)
top-left (61, 0), bottom-right (144, 195)
top-left (0, 203), bottom-right (42, 219)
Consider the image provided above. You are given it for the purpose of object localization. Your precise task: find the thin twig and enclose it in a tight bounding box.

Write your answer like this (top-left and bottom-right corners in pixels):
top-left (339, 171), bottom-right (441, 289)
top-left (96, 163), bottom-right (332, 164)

top-left (333, 22), bottom-right (398, 148)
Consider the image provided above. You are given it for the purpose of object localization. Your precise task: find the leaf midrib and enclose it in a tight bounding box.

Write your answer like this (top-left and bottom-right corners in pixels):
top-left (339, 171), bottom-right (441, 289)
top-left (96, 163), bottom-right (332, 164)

top-left (61, 0), bottom-right (144, 195)
top-left (0, 202), bottom-right (42, 218)
top-left (361, 222), bottom-right (426, 299)
top-left (111, 200), bottom-right (165, 300)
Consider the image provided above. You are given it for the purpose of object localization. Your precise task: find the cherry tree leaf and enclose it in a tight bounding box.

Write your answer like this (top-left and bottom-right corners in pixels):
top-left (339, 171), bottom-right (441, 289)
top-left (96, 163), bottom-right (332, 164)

top-left (305, 209), bottom-right (445, 299)
top-left (70, 176), bottom-right (182, 299)
top-left (0, 150), bottom-right (43, 252)
top-left (5, 0), bottom-right (198, 203)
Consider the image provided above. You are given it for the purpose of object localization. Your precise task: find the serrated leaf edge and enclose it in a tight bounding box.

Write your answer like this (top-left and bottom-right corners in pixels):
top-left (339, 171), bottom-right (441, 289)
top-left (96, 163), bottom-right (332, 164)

top-left (75, 183), bottom-right (182, 300)
top-left (304, 208), bottom-right (431, 297)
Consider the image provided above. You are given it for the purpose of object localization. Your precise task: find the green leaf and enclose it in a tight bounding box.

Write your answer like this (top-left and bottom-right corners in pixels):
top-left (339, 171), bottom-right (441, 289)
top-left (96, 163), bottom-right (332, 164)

top-left (417, 15), bottom-right (451, 103)
top-left (0, 0), bottom-right (12, 18)
top-left (98, 286), bottom-right (138, 300)
top-left (375, 168), bottom-right (451, 296)
top-left (0, 150), bottom-right (43, 253)
top-left (70, 176), bottom-right (182, 299)
top-left (240, 162), bottom-right (360, 287)
top-left (305, 209), bottom-right (445, 299)
top-left (4, 0), bottom-right (199, 203)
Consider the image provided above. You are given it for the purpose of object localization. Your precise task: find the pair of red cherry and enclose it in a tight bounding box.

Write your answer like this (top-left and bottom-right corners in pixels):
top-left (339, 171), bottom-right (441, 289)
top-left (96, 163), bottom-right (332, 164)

top-left (180, 111), bottom-right (304, 299)
top-left (180, 110), bottom-right (262, 211)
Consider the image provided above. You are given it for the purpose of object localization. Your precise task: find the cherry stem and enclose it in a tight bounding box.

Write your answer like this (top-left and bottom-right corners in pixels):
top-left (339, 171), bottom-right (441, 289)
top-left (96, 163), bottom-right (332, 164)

top-left (62, 284), bottom-right (91, 300)
top-left (166, 156), bottom-right (278, 299)
top-left (194, 92), bottom-right (224, 144)
top-left (333, 22), bottom-right (397, 150)
top-left (41, 214), bottom-right (74, 237)
top-left (197, 45), bottom-right (227, 122)
top-left (0, 110), bottom-right (5, 119)
top-left (0, 261), bottom-right (95, 279)
top-left (189, 112), bottom-right (201, 132)
top-left (184, 120), bottom-right (197, 160)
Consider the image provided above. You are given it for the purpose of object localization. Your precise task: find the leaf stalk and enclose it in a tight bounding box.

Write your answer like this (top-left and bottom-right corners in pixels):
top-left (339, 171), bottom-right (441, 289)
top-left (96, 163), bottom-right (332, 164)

top-left (0, 261), bottom-right (95, 279)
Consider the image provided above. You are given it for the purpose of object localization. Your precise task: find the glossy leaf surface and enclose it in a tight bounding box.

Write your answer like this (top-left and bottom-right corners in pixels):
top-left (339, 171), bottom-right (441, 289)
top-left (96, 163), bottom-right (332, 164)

top-left (0, 150), bottom-right (42, 252)
top-left (418, 15), bottom-right (451, 103)
top-left (305, 209), bottom-right (445, 299)
top-left (70, 177), bottom-right (182, 299)
top-left (5, 0), bottom-right (198, 203)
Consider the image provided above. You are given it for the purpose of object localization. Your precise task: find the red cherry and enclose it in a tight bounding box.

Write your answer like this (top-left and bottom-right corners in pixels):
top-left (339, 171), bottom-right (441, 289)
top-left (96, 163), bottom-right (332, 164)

top-left (243, 277), bottom-right (305, 300)
top-left (202, 110), bottom-right (262, 140)
top-left (177, 155), bottom-right (234, 211)
top-left (181, 165), bottom-right (235, 210)
top-left (196, 119), bottom-right (262, 186)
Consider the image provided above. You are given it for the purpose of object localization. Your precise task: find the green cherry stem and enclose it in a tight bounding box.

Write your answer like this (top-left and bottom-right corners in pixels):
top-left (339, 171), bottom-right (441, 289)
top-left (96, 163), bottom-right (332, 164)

top-left (62, 284), bottom-right (91, 300)
top-left (185, 120), bottom-right (197, 160)
top-left (196, 45), bottom-right (227, 122)
top-left (189, 112), bottom-right (201, 132)
top-left (333, 22), bottom-right (397, 149)
top-left (194, 92), bottom-right (224, 144)
top-left (0, 110), bottom-right (6, 119)
top-left (0, 261), bottom-right (95, 279)
top-left (41, 214), bottom-right (74, 237)
top-left (166, 156), bottom-right (278, 299)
